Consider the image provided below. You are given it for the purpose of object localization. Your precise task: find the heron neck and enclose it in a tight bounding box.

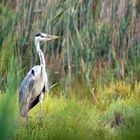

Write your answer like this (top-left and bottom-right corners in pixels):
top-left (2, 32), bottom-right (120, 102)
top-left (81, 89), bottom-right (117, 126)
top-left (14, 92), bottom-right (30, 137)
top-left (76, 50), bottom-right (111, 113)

top-left (35, 41), bottom-right (46, 66)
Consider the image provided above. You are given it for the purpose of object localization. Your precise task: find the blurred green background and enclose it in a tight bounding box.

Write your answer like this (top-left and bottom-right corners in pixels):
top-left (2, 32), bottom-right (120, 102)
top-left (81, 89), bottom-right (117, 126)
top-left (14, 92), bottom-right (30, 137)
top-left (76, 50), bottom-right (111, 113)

top-left (0, 0), bottom-right (140, 139)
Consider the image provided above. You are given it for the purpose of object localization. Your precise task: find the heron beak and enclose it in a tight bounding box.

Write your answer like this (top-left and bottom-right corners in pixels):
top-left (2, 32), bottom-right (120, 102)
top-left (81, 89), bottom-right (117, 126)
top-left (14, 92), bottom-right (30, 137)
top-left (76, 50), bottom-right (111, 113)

top-left (45, 35), bottom-right (60, 41)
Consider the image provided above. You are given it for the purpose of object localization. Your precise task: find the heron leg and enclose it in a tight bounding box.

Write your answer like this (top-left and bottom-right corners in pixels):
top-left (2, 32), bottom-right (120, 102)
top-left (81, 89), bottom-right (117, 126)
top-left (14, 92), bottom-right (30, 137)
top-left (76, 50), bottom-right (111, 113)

top-left (26, 111), bottom-right (28, 128)
top-left (39, 93), bottom-right (44, 127)
top-left (26, 102), bottom-right (29, 128)
top-left (26, 96), bottom-right (30, 128)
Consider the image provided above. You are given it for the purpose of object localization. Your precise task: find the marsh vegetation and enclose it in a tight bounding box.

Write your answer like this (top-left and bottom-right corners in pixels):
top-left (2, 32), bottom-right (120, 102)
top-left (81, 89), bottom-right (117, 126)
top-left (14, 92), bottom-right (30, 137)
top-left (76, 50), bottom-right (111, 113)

top-left (0, 0), bottom-right (140, 139)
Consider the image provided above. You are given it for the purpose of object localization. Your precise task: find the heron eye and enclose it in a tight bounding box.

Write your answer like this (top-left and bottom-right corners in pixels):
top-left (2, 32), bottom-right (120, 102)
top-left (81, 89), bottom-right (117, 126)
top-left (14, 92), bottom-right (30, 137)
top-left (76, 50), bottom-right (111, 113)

top-left (41, 35), bottom-right (44, 38)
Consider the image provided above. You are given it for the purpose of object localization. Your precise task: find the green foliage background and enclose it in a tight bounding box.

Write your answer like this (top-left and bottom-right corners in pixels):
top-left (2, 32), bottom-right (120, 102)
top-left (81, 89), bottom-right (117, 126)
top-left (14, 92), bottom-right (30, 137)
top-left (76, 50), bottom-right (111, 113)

top-left (0, 0), bottom-right (140, 139)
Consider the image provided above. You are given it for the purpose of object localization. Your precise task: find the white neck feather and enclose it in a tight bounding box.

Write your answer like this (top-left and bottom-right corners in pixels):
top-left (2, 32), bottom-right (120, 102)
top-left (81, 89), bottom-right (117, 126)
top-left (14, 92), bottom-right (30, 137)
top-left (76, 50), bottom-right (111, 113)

top-left (35, 40), bottom-right (46, 66)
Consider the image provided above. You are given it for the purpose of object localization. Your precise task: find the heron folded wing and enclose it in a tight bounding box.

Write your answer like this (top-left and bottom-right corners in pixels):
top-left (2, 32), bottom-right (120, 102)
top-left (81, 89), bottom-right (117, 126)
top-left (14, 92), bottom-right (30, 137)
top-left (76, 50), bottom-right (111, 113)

top-left (28, 77), bottom-right (35, 92)
top-left (19, 73), bottom-right (35, 117)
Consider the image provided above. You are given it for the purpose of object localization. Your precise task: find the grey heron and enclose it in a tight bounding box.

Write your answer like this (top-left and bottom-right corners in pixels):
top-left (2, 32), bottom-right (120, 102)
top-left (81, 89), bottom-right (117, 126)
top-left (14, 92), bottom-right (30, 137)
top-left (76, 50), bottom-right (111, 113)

top-left (19, 32), bottom-right (59, 128)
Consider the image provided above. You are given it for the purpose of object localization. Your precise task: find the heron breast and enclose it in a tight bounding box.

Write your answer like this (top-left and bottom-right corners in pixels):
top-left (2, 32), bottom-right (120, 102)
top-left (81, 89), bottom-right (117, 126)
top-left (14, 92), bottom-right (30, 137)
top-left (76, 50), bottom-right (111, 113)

top-left (31, 79), bottom-right (44, 97)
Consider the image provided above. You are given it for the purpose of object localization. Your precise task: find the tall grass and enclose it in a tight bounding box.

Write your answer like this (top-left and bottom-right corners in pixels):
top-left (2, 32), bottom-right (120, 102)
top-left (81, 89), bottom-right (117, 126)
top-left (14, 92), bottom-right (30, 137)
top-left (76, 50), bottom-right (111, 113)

top-left (0, 56), bottom-right (19, 139)
top-left (11, 82), bottom-right (140, 140)
top-left (1, 0), bottom-right (140, 139)
top-left (1, 0), bottom-right (140, 92)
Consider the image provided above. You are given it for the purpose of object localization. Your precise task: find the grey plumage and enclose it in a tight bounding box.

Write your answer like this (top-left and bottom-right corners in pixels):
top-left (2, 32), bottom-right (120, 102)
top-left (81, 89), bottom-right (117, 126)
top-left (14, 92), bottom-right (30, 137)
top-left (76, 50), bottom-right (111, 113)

top-left (19, 65), bottom-right (48, 117)
top-left (19, 32), bottom-right (59, 128)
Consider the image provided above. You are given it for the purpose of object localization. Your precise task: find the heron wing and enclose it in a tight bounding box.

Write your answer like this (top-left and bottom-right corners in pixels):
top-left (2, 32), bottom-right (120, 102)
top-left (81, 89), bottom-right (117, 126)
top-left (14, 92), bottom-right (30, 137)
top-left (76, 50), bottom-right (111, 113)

top-left (19, 65), bottom-right (46, 117)
top-left (19, 68), bottom-right (36, 117)
top-left (19, 73), bottom-right (35, 102)
top-left (28, 72), bottom-right (48, 111)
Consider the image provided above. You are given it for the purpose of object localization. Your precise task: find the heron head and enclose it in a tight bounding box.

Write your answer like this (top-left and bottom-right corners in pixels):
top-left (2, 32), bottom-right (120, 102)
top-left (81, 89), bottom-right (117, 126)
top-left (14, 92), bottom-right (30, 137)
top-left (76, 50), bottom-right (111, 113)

top-left (35, 32), bottom-right (59, 43)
